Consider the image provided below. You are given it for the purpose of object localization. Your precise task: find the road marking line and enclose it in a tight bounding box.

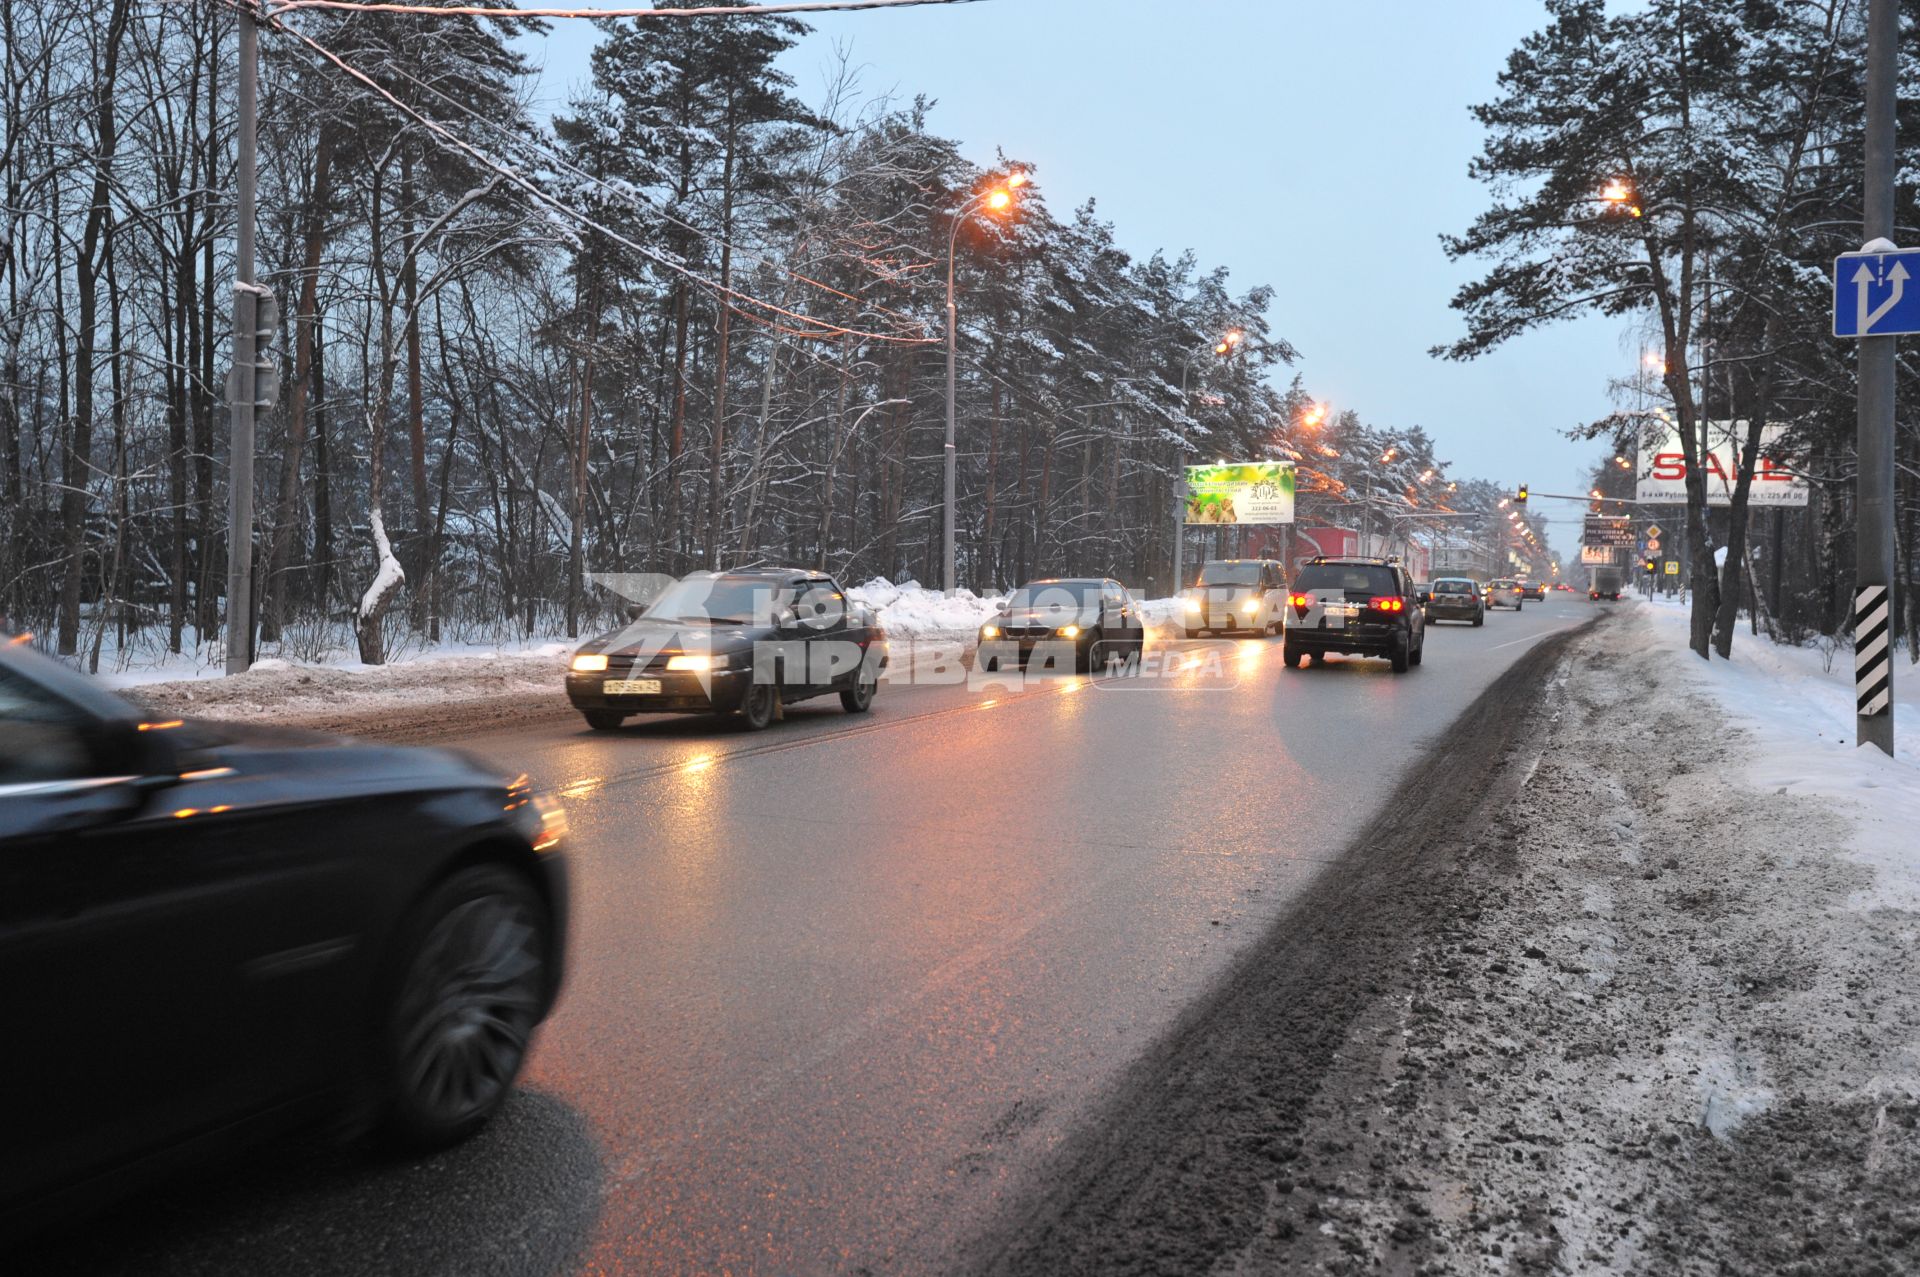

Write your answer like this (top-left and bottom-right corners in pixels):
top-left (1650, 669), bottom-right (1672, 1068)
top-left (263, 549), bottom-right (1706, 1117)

top-left (1487, 623), bottom-right (1580, 652)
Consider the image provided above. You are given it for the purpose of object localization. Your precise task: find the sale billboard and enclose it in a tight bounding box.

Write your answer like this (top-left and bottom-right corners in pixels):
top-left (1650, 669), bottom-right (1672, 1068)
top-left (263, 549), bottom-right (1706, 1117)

top-left (1635, 420), bottom-right (1807, 507)
top-left (1182, 462), bottom-right (1296, 525)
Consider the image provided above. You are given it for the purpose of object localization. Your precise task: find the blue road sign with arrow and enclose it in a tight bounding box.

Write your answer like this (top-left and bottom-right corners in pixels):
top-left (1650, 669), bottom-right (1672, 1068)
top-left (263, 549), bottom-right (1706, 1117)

top-left (1834, 247), bottom-right (1920, 337)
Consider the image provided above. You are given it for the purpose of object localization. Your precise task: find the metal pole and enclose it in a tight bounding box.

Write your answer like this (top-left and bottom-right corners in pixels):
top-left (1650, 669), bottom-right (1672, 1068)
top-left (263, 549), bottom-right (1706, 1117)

top-left (943, 226), bottom-right (958, 595)
top-left (1857, 0), bottom-right (1897, 755)
top-left (224, 7), bottom-right (258, 675)
top-left (1172, 357), bottom-right (1194, 591)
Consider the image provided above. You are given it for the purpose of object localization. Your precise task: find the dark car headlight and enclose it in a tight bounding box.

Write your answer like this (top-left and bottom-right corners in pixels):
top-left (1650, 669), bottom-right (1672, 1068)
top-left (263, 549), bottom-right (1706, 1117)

top-left (664, 651), bottom-right (738, 673)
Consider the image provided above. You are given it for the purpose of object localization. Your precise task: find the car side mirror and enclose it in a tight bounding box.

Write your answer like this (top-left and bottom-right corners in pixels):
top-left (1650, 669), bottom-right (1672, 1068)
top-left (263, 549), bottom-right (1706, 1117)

top-left (625, 604), bottom-right (646, 621)
top-left (1419, 591), bottom-right (1431, 604)
top-left (776, 606), bottom-right (800, 630)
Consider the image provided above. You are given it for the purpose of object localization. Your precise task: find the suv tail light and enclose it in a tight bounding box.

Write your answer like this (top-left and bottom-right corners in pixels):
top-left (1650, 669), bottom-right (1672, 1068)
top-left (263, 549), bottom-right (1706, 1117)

top-left (1368, 596), bottom-right (1406, 613)
top-left (1288, 592), bottom-right (1312, 614)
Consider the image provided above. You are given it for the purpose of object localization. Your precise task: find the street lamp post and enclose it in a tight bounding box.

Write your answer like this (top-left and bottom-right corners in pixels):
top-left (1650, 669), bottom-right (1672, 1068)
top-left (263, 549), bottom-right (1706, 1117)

top-left (944, 172), bottom-right (1025, 595)
top-left (1170, 330), bottom-right (1245, 589)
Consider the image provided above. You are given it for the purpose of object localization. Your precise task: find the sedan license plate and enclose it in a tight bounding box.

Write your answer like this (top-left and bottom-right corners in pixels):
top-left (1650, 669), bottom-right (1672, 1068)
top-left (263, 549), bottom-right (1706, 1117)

top-left (1327, 603), bottom-right (1358, 618)
top-left (603, 677), bottom-right (662, 695)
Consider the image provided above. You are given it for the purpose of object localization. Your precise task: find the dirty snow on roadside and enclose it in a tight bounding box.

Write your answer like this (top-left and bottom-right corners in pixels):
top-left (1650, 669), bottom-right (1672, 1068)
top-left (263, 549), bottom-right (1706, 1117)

top-left (1243, 605), bottom-right (1920, 1275)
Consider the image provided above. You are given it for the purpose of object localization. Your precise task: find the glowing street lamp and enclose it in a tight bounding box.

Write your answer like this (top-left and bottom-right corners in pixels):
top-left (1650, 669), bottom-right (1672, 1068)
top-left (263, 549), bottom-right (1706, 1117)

top-left (945, 169), bottom-right (1027, 592)
top-left (1602, 178), bottom-right (1643, 218)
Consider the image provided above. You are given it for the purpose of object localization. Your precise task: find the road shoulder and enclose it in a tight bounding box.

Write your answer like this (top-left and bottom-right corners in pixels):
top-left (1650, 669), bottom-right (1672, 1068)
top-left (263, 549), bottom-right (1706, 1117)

top-left (965, 614), bottom-right (1920, 1275)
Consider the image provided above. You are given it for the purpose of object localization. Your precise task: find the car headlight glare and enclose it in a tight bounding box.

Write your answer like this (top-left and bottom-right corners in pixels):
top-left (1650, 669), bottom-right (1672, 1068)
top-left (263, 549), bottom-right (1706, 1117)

top-left (981, 624), bottom-right (1000, 639)
top-left (1183, 598), bottom-right (1201, 613)
top-left (571, 653), bottom-right (608, 673)
top-left (1058, 624), bottom-right (1081, 639)
top-left (1242, 599), bottom-right (1260, 615)
top-left (666, 653), bottom-right (721, 672)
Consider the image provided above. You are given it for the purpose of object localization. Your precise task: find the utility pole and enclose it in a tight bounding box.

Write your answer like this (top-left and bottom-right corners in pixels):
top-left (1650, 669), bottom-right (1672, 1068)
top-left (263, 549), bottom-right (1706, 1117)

top-left (1856, 0), bottom-right (1897, 755)
top-left (224, 4), bottom-right (260, 674)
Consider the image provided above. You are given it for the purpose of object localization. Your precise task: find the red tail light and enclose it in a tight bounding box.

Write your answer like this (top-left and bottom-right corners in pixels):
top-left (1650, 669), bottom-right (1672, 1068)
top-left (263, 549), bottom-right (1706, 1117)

top-left (1288, 592), bottom-right (1312, 612)
top-left (1368, 596), bottom-right (1406, 613)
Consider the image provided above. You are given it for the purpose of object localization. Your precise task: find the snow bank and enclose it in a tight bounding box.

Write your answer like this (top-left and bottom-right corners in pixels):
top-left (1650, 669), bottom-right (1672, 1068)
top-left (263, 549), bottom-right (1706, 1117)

top-left (846, 578), bottom-right (1001, 642)
top-left (1634, 602), bottom-right (1920, 908)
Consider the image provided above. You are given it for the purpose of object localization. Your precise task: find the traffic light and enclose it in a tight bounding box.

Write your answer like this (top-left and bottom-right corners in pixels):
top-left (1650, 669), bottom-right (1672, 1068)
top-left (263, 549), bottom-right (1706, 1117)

top-left (1643, 558), bottom-right (1657, 572)
top-left (1515, 484), bottom-right (1529, 506)
top-left (226, 285), bottom-right (280, 411)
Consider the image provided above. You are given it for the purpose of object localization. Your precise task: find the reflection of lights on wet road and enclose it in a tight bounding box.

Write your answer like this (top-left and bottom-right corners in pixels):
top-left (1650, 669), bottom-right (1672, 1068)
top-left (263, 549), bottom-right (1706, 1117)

top-left (683, 754), bottom-right (716, 774)
top-left (559, 776), bottom-right (605, 800)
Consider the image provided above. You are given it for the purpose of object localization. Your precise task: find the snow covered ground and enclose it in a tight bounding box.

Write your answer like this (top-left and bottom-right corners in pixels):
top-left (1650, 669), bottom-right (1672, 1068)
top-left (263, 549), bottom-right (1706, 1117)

top-left (1228, 601), bottom-right (1920, 1274)
top-left (1639, 597), bottom-right (1920, 908)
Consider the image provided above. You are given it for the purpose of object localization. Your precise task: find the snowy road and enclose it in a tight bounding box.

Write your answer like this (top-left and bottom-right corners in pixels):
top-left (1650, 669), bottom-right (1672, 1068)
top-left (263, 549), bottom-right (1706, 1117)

top-left (24, 596), bottom-right (1596, 1277)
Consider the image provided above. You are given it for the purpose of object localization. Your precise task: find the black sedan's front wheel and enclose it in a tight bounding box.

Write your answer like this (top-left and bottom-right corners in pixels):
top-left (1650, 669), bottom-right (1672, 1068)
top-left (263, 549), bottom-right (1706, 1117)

top-left (738, 680), bottom-right (779, 731)
top-left (379, 864), bottom-right (552, 1152)
top-left (840, 674), bottom-right (875, 713)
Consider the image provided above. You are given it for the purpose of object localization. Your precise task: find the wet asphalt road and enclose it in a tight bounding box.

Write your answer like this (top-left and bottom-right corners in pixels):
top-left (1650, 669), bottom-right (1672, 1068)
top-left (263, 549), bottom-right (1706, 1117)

top-left (30, 595), bottom-right (1593, 1277)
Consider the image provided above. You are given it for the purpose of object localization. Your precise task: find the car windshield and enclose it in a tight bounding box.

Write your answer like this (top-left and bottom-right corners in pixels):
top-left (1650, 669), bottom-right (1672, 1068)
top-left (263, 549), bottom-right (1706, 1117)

top-left (1006, 582), bottom-right (1101, 610)
top-left (1433, 580), bottom-right (1475, 594)
top-left (643, 575), bottom-right (793, 625)
top-left (1197, 562), bottom-right (1261, 586)
top-left (1294, 564), bottom-right (1400, 599)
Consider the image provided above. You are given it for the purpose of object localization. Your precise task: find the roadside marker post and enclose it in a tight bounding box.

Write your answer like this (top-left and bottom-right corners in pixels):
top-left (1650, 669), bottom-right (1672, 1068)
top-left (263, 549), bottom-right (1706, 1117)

top-left (1836, 0), bottom-right (1899, 756)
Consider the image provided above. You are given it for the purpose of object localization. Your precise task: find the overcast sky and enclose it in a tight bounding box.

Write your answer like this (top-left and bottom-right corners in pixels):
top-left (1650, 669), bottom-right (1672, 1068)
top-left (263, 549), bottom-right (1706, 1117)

top-left (517, 0), bottom-right (1641, 559)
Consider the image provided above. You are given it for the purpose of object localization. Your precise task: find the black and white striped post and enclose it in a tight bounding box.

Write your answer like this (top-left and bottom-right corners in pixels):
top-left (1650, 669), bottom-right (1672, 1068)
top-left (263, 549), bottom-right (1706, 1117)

top-left (1855, 0), bottom-right (1898, 757)
top-left (1857, 584), bottom-right (1893, 715)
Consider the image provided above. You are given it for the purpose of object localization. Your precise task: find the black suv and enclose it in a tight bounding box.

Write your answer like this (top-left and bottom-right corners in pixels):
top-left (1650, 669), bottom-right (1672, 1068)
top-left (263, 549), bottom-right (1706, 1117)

top-left (1282, 556), bottom-right (1427, 673)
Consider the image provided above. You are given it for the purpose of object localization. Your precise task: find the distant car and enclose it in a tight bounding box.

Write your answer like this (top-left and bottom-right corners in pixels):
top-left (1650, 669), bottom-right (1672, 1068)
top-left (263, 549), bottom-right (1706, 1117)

top-left (1282, 556), bottom-right (1427, 673)
top-left (1181, 558), bottom-right (1287, 636)
top-left (1424, 576), bottom-right (1486, 625)
top-left (1519, 581), bottom-right (1546, 601)
top-left (1487, 578), bottom-right (1525, 610)
top-left (978, 577), bottom-right (1146, 672)
top-left (0, 638), bottom-right (569, 1232)
top-left (567, 569), bottom-right (886, 731)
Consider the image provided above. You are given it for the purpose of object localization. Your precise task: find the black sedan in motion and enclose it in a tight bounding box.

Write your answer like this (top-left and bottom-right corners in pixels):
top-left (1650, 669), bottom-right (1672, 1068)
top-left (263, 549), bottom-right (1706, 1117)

top-left (567, 569), bottom-right (887, 731)
top-left (0, 638), bottom-right (568, 1236)
top-left (976, 577), bottom-right (1147, 673)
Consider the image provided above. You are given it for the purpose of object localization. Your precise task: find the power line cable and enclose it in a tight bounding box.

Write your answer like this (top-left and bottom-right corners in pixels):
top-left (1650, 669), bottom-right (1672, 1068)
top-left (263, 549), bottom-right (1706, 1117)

top-left (265, 1), bottom-right (988, 21)
top-left (371, 53), bottom-right (935, 332)
top-left (259, 6), bottom-right (937, 344)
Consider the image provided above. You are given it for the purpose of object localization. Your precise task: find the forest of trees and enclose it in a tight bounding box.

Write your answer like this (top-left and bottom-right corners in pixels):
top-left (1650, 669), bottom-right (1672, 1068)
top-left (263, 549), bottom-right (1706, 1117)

top-left (3, 0), bottom-right (1509, 671)
top-left (1442, 0), bottom-right (1920, 661)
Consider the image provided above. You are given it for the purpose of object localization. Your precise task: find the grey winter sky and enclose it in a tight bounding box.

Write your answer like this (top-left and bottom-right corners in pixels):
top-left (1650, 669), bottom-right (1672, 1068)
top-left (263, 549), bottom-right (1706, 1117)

top-left (518, 0), bottom-right (1638, 561)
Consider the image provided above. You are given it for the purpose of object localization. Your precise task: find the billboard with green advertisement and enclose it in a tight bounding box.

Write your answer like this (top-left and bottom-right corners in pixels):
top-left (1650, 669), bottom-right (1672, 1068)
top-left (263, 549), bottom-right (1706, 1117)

top-left (1183, 461), bottom-right (1295, 525)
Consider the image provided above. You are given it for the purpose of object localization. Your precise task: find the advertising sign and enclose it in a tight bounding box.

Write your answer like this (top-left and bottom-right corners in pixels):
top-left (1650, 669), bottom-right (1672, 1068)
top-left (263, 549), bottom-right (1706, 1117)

top-left (1579, 545), bottom-right (1620, 566)
top-left (1582, 516), bottom-right (1634, 547)
top-left (1183, 462), bottom-right (1295, 525)
top-left (1636, 420), bottom-right (1808, 507)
